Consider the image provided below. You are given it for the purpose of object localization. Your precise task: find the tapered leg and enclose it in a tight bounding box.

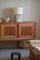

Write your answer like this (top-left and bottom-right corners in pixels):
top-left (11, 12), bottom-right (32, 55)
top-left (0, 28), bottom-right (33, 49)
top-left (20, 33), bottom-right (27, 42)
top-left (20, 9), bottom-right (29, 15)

top-left (18, 54), bottom-right (21, 60)
top-left (11, 54), bottom-right (13, 60)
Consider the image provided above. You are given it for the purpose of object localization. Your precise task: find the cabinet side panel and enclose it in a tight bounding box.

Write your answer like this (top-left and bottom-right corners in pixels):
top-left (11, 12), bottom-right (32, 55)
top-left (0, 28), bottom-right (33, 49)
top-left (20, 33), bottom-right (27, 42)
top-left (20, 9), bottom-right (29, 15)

top-left (0, 25), bottom-right (1, 37)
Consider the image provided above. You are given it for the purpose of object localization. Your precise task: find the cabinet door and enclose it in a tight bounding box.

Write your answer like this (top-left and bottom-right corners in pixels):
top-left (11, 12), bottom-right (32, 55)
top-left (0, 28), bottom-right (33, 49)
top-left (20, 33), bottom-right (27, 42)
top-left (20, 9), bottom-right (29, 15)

top-left (0, 25), bottom-right (2, 37)
top-left (2, 23), bottom-right (17, 38)
top-left (19, 22), bottom-right (36, 39)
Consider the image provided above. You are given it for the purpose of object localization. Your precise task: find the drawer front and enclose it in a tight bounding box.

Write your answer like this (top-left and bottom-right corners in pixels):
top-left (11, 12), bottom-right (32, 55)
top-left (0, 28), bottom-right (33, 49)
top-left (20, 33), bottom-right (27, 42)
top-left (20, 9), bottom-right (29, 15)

top-left (2, 24), bottom-right (17, 38)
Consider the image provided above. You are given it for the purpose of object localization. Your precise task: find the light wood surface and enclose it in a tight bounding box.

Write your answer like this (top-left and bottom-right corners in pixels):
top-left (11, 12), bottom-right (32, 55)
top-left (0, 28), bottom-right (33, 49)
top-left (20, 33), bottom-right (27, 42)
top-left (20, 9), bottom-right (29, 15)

top-left (0, 22), bottom-right (36, 41)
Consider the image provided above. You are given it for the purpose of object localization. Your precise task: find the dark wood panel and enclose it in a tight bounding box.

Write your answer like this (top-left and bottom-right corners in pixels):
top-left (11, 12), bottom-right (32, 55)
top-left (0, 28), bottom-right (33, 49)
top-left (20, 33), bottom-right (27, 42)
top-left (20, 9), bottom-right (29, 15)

top-left (21, 26), bottom-right (32, 36)
top-left (4, 26), bottom-right (15, 36)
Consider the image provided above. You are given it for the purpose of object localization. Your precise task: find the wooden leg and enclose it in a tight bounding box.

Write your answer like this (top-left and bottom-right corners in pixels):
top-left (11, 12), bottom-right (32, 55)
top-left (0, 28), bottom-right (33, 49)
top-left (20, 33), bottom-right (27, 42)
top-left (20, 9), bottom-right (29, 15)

top-left (18, 54), bottom-right (21, 60)
top-left (11, 54), bottom-right (13, 60)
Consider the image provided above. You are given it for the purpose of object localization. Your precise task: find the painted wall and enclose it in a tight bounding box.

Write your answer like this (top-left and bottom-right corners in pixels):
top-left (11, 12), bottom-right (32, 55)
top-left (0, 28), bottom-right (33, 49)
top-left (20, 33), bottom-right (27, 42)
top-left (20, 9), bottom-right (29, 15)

top-left (0, 0), bottom-right (40, 60)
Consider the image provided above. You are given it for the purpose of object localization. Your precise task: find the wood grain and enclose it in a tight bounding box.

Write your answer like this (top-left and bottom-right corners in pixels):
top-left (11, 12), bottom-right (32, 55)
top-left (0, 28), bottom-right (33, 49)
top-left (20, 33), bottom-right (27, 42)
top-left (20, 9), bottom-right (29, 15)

top-left (0, 22), bottom-right (36, 41)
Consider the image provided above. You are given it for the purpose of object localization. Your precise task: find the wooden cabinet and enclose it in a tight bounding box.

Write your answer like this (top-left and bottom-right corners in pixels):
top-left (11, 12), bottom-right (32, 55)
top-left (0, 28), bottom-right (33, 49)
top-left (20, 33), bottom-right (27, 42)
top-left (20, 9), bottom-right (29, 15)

top-left (0, 22), bottom-right (36, 41)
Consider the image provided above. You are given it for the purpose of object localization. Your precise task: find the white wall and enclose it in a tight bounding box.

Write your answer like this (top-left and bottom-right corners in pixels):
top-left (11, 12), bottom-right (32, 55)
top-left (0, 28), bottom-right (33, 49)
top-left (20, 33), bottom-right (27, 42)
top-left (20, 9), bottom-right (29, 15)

top-left (0, 0), bottom-right (39, 20)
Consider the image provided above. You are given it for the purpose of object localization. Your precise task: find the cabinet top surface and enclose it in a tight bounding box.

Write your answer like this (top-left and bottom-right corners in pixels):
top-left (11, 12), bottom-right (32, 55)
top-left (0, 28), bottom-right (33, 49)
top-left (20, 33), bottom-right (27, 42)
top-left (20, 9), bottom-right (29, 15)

top-left (0, 22), bottom-right (36, 24)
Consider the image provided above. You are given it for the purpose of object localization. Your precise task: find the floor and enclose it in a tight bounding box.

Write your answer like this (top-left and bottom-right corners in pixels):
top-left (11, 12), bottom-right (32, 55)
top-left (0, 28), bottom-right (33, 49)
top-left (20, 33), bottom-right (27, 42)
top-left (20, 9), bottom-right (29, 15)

top-left (0, 57), bottom-right (30, 60)
top-left (12, 57), bottom-right (30, 60)
top-left (0, 49), bottom-right (30, 60)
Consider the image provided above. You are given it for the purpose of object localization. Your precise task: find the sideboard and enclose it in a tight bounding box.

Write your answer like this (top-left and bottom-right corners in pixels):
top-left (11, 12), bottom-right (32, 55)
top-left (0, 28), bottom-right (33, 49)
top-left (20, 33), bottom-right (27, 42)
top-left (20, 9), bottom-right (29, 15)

top-left (0, 22), bottom-right (36, 41)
